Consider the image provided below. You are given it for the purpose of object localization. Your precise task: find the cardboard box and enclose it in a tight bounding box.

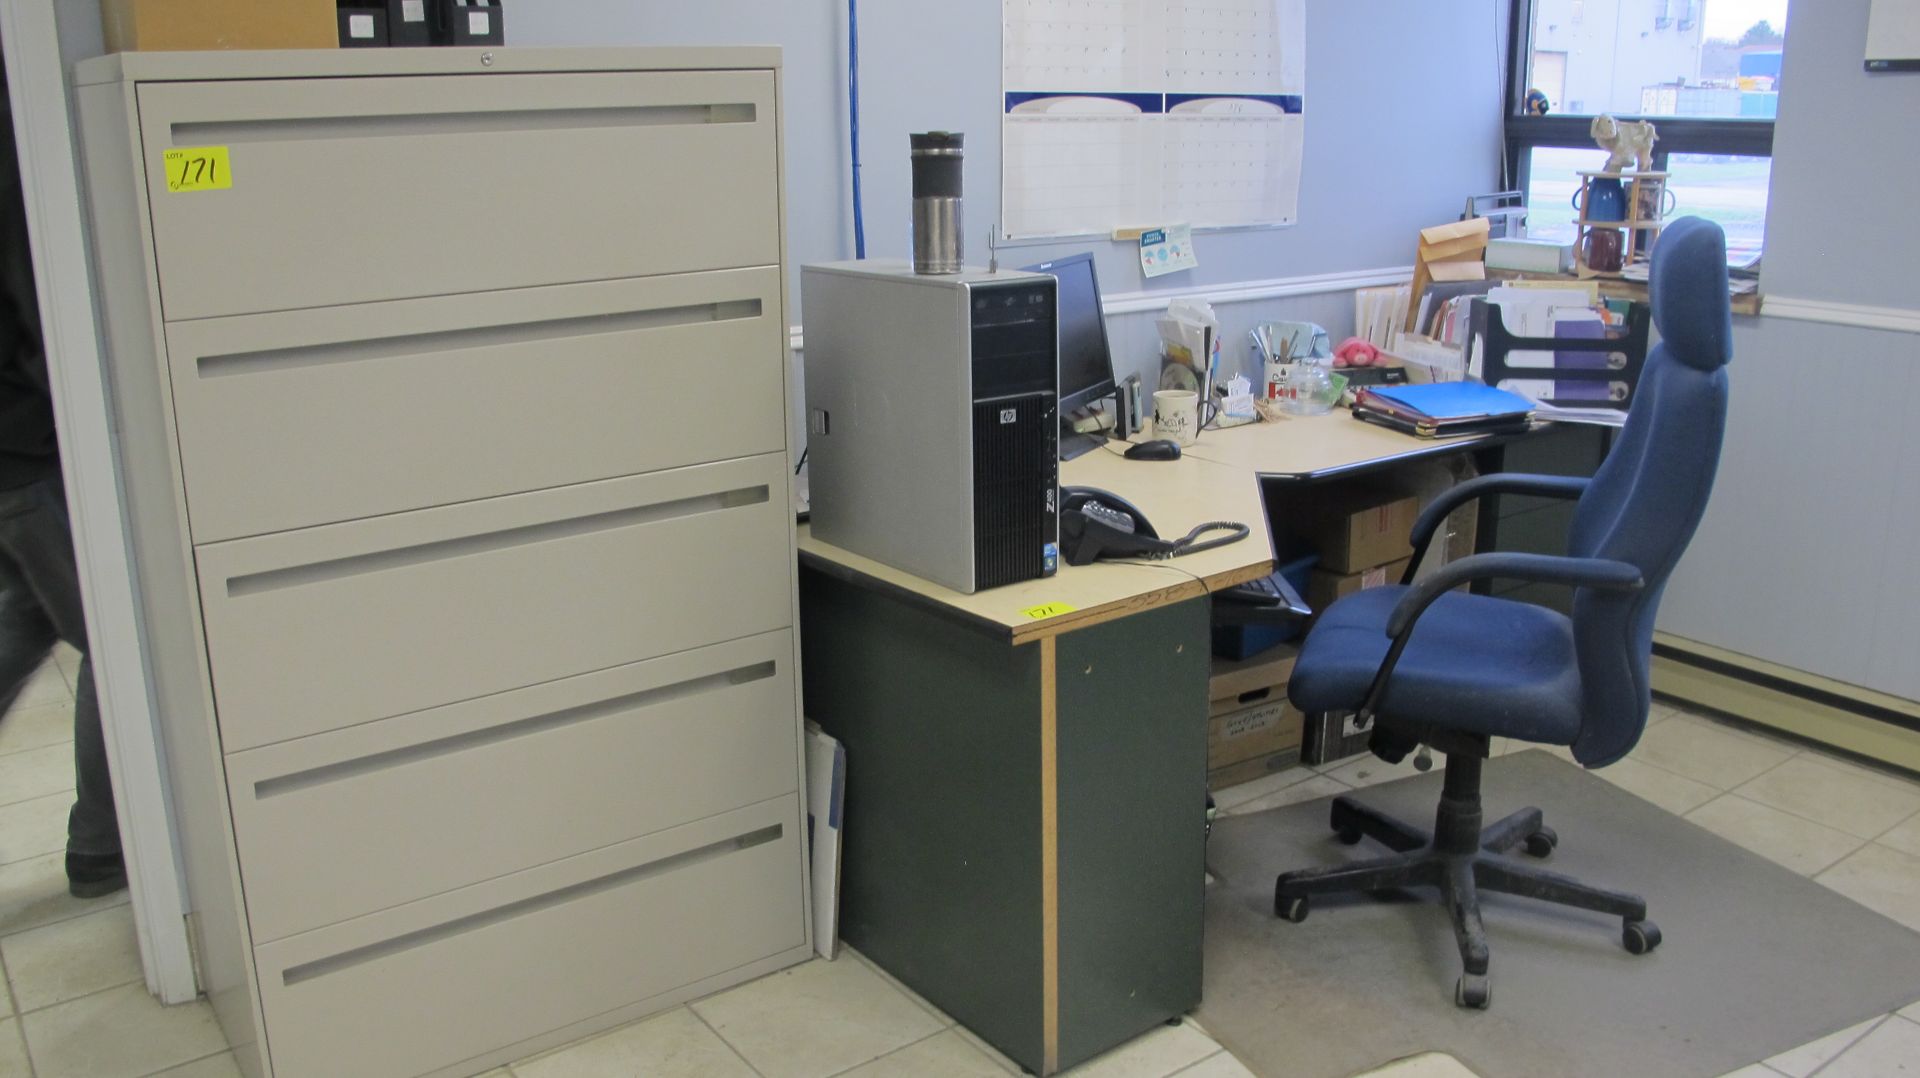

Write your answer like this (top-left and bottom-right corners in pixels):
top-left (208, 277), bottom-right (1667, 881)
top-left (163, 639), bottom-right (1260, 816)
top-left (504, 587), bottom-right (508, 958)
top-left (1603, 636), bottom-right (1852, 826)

top-left (1307, 556), bottom-right (1411, 614)
top-left (102, 0), bottom-right (338, 52)
top-left (1208, 733), bottom-right (1303, 789)
top-left (1293, 489), bottom-right (1421, 573)
top-left (1207, 648), bottom-right (1304, 786)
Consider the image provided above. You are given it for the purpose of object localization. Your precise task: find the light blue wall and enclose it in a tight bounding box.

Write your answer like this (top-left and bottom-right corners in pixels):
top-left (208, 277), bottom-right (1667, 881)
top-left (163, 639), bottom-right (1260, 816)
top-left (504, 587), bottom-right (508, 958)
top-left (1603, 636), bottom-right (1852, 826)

top-left (1754, 0), bottom-right (1920, 310)
top-left (512, 2), bottom-right (1507, 337)
top-left (513, 1), bottom-right (1506, 414)
top-left (1657, 0), bottom-right (1920, 699)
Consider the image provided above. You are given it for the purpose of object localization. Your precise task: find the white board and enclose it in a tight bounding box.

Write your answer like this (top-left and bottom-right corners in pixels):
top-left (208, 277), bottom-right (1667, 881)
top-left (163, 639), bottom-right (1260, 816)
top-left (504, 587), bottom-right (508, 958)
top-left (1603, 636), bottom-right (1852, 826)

top-left (1866, 0), bottom-right (1920, 70)
top-left (1001, 0), bottom-right (1306, 238)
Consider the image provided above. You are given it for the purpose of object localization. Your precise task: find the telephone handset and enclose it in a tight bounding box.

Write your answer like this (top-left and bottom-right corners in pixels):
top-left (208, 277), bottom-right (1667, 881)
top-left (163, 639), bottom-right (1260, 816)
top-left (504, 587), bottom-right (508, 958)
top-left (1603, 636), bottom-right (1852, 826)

top-left (1059, 486), bottom-right (1250, 565)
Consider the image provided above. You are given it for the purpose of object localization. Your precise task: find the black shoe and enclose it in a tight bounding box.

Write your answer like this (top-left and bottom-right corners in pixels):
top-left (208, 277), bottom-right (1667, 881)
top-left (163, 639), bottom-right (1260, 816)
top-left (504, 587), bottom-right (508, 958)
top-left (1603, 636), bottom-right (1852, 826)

top-left (67, 851), bottom-right (128, 899)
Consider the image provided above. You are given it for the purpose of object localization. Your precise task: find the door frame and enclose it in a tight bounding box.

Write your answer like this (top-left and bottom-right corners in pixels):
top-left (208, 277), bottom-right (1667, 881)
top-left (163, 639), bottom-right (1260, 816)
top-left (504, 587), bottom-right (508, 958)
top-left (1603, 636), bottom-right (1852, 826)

top-left (1, 0), bottom-right (198, 1004)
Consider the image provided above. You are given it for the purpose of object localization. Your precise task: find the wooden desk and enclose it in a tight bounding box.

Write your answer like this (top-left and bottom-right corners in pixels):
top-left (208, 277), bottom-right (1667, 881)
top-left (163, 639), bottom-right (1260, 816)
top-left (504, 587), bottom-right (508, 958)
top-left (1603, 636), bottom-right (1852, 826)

top-left (799, 450), bottom-right (1273, 645)
top-left (798, 452), bottom-right (1270, 1075)
top-left (1488, 266), bottom-right (1762, 317)
top-left (1177, 410), bottom-right (1495, 480)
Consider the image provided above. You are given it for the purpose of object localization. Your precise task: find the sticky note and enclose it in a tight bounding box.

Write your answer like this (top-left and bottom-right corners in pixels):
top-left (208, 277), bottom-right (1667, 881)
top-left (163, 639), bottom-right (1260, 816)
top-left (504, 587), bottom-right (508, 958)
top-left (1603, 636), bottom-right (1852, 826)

top-left (1022, 602), bottom-right (1076, 620)
top-left (163, 147), bottom-right (231, 193)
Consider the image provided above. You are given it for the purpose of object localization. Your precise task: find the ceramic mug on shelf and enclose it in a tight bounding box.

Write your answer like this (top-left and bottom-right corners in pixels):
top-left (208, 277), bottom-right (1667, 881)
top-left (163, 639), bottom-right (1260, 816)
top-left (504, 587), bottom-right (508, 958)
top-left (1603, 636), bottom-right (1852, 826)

top-left (1634, 184), bottom-right (1678, 221)
top-left (1152, 389), bottom-right (1199, 447)
top-left (1583, 227), bottom-right (1625, 273)
top-left (1573, 177), bottom-right (1627, 222)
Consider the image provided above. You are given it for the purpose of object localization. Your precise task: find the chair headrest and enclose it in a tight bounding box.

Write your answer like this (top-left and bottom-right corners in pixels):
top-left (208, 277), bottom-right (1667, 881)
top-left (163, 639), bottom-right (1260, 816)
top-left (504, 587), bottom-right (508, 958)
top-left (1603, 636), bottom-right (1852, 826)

top-left (1648, 216), bottom-right (1733, 370)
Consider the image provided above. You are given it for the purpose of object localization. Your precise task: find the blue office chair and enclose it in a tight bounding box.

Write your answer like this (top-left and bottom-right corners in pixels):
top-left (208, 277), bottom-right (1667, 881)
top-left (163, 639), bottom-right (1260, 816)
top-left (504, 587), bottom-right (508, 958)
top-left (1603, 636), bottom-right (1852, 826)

top-left (1274, 217), bottom-right (1733, 1009)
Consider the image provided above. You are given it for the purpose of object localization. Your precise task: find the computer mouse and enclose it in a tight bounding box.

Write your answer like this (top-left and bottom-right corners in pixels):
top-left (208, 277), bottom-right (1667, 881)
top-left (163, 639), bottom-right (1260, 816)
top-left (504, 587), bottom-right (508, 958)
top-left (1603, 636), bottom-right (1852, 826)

top-left (1124, 439), bottom-right (1183, 461)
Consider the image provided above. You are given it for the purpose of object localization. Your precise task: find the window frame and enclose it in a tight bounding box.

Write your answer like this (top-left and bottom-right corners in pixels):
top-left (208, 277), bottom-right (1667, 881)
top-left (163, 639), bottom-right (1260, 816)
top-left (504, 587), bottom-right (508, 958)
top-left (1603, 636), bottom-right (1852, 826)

top-left (1502, 0), bottom-right (1776, 195)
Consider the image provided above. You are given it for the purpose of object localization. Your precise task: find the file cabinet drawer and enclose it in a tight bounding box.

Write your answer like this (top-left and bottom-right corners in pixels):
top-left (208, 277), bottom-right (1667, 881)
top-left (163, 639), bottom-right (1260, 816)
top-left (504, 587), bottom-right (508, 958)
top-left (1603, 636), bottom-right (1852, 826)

top-left (254, 796), bottom-right (805, 1078)
top-left (227, 630), bottom-right (800, 942)
top-left (196, 454), bottom-right (793, 751)
top-left (166, 267), bottom-right (787, 542)
top-left (138, 70), bottom-right (780, 320)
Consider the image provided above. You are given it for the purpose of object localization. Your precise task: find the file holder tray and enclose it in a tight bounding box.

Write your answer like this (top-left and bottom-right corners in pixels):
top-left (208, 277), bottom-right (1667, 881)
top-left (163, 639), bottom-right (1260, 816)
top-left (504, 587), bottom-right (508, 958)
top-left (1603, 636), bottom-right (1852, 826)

top-left (1467, 298), bottom-right (1651, 409)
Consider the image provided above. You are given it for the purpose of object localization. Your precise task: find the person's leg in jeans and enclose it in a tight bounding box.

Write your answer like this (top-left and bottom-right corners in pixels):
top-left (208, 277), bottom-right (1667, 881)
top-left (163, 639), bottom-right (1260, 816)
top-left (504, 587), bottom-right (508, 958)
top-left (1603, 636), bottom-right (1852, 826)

top-left (0, 547), bottom-right (58, 716)
top-left (0, 476), bottom-right (122, 895)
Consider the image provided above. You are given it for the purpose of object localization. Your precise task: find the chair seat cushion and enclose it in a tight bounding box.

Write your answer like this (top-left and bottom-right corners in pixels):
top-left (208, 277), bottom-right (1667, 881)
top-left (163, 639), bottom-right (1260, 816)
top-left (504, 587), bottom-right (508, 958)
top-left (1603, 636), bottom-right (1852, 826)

top-left (1288, 585), bottom-right (1583, 745)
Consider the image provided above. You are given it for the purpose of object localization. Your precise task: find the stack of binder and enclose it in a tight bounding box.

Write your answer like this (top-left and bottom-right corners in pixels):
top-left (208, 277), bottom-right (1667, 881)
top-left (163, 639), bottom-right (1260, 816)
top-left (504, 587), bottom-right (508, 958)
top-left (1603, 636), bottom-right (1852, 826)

top-left (1354, 382), bottom-right (1534, 438)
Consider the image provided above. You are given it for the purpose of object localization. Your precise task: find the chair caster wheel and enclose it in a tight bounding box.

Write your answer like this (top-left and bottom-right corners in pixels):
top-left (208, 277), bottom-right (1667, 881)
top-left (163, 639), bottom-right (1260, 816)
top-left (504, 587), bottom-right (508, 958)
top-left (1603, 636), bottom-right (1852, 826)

top-left (1335, 828), bottom-right (1364, 846)
top-left (1275, 893), bottom-right (1309, 923)
top-left (1623, 919), bottom-right (1662, 955)
top-left (1523, 826), bottom-right (1559, 858)
top-left (1455, 972), bottom-right (1491, 1009)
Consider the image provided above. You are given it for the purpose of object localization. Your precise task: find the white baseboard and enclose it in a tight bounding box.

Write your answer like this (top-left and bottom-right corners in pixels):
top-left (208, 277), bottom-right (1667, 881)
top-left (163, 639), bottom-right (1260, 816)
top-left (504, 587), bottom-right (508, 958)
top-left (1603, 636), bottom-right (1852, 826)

top-left (788, 264), bottom-right (1414, 353)
top-left (1761, 296), bottom-right (1920, 335)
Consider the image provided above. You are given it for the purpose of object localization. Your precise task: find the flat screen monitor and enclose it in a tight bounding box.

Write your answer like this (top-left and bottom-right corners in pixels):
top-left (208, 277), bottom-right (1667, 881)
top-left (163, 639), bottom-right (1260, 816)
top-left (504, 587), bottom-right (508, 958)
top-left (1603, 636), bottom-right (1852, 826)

top-left (1022, 253), bottom-right (1116, 415)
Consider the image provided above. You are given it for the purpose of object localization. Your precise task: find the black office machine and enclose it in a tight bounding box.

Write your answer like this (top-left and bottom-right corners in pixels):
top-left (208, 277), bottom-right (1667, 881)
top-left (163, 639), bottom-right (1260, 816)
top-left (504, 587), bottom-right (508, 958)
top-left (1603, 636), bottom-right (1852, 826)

top-left (1022, 253), bottom-right (1120, 460)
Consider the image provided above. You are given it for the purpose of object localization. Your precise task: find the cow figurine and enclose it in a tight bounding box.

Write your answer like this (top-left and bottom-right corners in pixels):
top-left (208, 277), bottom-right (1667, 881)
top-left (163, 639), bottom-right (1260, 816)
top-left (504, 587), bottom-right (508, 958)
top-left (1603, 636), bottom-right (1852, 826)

top-left (1590, 115), bottom-right (1659, 172)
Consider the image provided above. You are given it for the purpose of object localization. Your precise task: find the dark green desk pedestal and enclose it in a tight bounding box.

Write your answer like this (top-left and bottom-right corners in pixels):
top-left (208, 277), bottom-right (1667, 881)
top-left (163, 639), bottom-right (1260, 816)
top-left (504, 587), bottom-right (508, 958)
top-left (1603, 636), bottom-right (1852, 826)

top-left (799, 566), bottom-right (1211, 1076)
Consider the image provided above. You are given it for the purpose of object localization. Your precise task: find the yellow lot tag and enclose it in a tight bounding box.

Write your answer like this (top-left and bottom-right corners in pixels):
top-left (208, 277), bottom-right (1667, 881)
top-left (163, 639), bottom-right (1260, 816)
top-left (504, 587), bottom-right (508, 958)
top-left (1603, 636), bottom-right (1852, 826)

top-left (1022, 602), bottom-right (1076, 620)
top-left (164, 146), bottom-right (232, 192)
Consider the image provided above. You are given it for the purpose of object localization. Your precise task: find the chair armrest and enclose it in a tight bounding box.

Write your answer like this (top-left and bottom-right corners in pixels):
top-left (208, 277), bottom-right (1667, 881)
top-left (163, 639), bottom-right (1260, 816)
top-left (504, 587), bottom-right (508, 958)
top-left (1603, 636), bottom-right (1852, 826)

top-left (1386, 552), bottom-right (1642, 637)
top-left (1402, 474), bottom-right (1591, 581)
top-left (1357, 553), bottom-right (1642, 721)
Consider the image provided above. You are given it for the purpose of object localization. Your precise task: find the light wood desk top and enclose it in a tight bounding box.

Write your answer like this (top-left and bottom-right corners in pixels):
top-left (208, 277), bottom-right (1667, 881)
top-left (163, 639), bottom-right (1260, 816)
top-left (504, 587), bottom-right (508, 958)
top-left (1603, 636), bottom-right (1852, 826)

top-left (1176, 411), bottom-right (1493, 479)
top-left (798, 449), bottom-right (1274, 645)
top-left (1487, 267), bottom-right (1761, 317)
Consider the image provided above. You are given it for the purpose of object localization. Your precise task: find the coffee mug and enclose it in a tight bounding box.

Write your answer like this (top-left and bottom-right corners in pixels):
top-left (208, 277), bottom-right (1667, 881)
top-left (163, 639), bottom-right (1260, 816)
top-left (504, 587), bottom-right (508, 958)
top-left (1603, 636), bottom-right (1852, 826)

top-left (1583, 228), bottom-right (1624, 273)
top-left (1152, 389), bottom-right (1199, 447)
top-left (1634, 184), bottom-right (1677, 221)
top-left (1572, 177), bottom-right (1626, 222)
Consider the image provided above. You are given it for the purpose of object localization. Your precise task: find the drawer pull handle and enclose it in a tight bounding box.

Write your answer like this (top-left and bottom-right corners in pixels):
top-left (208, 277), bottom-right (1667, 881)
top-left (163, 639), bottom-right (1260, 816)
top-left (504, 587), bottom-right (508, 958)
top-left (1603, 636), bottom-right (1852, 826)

top-left (197, 299), bottom-right (763, 379)
top-left (171, 103), bottom-right (757, 147)
top-left (225, 484), bottom-right (769, 598)
top-left (252, 660), bottom-right (777, 800)
top-left (278, 819), bottom-right (784, 987)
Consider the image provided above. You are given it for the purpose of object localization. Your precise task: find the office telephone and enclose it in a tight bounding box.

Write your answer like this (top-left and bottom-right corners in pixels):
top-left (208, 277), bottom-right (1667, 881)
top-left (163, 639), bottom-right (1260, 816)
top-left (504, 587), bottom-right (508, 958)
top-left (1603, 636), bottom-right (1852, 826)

top-left (1058, 486), bottom-right (1250, 565)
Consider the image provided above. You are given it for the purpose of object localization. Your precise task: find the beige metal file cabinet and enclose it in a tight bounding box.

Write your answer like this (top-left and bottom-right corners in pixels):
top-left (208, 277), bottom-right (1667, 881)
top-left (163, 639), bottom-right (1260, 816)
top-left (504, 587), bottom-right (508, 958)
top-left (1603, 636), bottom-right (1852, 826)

top-left (72, 48), bottom-right (810, 1078)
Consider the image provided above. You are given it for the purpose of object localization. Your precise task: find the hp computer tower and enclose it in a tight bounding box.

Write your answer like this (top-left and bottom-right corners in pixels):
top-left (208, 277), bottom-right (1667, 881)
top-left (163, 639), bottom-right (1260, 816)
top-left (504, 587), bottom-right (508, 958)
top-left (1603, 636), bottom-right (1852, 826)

top-left (803, 260), bottom-right (1059, 594)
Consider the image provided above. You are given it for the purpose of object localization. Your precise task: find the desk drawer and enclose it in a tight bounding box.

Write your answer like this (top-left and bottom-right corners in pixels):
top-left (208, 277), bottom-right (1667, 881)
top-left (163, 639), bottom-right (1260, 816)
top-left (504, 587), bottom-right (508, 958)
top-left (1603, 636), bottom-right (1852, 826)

top-left (167, 267), bottom-right (787, 542)
top-left (196, 454), bottom-right (793, 751)
top-left (137, 70), bottom-right (779, 320)
top-left (254, 797), bottom-right (805, 1078)
top-left (227, 630), bottom-right (799, 942)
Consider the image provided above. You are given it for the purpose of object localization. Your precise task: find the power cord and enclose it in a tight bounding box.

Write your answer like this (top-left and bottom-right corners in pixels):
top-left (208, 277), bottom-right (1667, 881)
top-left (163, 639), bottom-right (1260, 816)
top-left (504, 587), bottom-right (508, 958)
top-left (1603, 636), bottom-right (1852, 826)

top-left (1123, 555), bottom-right (1215, 597)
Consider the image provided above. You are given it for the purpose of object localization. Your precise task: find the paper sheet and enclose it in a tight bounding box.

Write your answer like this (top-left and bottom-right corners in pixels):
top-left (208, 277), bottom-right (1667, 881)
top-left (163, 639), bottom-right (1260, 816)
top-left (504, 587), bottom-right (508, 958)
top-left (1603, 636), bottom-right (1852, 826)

top-left (1002, 0), bottom-right (1306, 239)
top-left (1139, 223), bottom-right (1198, 277)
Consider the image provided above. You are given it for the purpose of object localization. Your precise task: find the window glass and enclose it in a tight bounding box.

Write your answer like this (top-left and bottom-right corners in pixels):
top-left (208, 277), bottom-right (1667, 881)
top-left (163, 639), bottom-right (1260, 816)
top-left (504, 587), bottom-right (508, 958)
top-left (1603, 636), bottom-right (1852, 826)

top-left (1523, 147), bottom-right (1768, 265)
top-left (1522, 146), bottom-right (1611, 245)
top-left (1662, 153), bottom-right (1769, 264)
top-left (1523, 0), bottom-right (1786, 119)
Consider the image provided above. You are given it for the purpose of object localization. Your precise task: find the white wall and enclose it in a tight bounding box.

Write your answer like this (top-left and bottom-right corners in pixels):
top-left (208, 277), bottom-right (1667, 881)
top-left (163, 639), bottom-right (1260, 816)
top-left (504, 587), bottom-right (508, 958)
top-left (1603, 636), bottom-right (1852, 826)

top-left (1656, 0), bottom-right (1920, 701)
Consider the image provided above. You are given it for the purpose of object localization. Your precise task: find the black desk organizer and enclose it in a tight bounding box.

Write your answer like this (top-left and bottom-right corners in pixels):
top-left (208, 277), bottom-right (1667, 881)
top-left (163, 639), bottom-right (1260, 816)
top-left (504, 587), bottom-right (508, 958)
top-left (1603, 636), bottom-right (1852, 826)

top-left (1467, 298), bottom-right (1651, 410)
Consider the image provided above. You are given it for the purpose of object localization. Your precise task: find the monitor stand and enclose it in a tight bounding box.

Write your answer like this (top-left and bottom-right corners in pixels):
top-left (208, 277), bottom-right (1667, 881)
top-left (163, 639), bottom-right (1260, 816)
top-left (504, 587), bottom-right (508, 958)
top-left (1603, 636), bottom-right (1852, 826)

top-left (1058, 428), bottom-right (1104, 461)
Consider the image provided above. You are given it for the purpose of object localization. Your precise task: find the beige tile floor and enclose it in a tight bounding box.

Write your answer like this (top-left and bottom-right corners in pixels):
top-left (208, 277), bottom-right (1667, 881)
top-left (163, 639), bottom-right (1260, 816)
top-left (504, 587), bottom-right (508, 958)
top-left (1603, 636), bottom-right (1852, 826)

top-left (4, 653), bottom-right (1919, 1078)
